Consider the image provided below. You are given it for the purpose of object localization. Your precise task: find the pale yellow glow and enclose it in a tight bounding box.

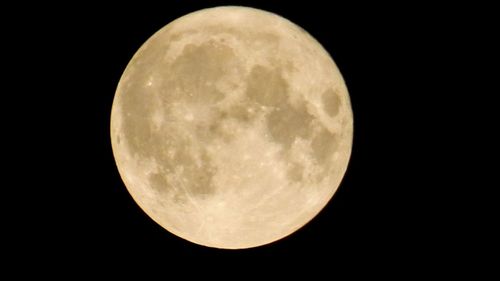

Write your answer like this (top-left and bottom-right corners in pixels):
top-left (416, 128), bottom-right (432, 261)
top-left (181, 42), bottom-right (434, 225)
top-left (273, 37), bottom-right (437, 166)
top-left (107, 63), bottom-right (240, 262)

top-left (110, 6), bottom-right (353, 249)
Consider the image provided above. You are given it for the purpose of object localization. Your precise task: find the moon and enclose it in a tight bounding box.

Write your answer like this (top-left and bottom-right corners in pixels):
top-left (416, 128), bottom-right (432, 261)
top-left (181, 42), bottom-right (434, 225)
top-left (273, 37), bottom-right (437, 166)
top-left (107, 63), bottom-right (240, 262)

top-left (110, 6), bottom-right (353, 249)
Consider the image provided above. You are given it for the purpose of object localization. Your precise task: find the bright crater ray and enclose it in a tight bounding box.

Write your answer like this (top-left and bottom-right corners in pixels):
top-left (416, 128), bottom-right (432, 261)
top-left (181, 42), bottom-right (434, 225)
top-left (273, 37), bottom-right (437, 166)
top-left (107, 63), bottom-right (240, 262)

top-left (111, 6), bottom-right (353, 249)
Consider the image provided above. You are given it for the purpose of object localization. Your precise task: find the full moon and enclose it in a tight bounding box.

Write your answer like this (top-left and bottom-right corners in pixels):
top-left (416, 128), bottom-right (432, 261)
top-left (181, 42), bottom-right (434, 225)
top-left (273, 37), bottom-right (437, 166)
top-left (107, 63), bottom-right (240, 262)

top-left (111, 6), bottom-right (353, 249)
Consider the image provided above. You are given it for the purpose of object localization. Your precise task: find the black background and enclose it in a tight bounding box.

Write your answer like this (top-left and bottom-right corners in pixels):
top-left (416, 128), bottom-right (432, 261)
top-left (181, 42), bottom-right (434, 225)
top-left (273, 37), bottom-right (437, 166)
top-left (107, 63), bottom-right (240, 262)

top-left (7, 0), bottom-right (489, 274)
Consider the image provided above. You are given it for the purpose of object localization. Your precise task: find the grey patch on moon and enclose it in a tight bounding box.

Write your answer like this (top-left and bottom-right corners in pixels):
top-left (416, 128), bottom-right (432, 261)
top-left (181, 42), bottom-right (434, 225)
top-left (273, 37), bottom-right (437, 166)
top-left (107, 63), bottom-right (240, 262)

top-left (163, 40), bottom-right (235, 104)
top-left (221, 104), bottom-right (258, 124)
top-left (245, 64), bottom-right (315, 150)
top-left (287, 162), bottom-right (305, 182)
top-left (148, 172), bottom-right (169, 195)
top-left (267, 102), bottom-right (314, 150)
top-left (322, 88), bottom-right (342, 117)
top-left (246, 65), bottom-right (288, 107)
top-left (110, 6), bottom-right (353, 249)
top-left (119, 94), bottom-right (154, 158)
top-left (312, 128), bottom-right (339, 165)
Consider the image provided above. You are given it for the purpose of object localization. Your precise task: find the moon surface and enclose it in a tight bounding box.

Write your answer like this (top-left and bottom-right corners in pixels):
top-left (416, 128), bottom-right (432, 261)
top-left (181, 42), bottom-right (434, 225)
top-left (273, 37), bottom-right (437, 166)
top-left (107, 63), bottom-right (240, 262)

top-left (110, 6), bottom-right (353, 249)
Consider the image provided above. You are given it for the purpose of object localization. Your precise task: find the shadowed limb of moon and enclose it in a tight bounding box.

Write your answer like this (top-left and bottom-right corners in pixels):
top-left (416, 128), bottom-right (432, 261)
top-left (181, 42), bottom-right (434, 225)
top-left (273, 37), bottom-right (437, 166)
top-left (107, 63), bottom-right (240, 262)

top-left (111, 6), bottom-right (353, 249)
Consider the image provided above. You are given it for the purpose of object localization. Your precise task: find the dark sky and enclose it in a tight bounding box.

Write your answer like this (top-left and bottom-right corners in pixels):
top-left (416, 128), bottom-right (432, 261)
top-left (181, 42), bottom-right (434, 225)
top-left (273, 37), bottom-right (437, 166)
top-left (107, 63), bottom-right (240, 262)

top-left (6, 0), bottom-right (486, 274)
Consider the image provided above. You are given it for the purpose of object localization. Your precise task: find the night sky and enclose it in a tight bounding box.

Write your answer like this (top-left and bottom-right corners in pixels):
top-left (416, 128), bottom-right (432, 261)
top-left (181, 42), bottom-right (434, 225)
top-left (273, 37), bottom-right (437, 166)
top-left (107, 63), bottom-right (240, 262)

top-left (6, 0), bottom-right (483, 274)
